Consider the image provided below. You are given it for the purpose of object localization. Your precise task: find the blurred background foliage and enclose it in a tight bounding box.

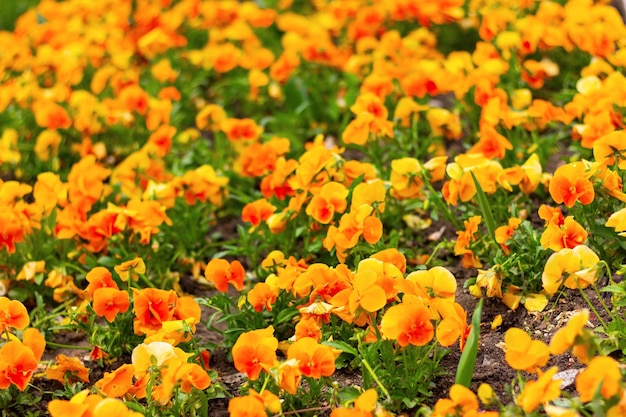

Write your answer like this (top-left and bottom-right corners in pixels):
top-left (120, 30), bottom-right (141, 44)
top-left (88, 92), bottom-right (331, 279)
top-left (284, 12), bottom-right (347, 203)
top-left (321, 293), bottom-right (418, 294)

top-left (0, 0), bottom-right (40, 31)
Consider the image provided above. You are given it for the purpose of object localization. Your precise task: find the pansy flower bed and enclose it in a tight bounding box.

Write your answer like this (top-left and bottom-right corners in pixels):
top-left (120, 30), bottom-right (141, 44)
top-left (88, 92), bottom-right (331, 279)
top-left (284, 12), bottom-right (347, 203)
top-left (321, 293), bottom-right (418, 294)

top-left (1, 0), bottom-right (626, 415)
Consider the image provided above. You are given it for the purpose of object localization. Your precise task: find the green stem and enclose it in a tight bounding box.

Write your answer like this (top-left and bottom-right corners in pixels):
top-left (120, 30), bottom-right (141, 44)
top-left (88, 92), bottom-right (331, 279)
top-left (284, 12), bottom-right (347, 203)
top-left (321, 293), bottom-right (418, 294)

top-left (259, 372), bottom-right (270, 394)
top-left (45, 342), bottom-right (91, 350)
top-left (415, 342), bottom-right (437, 370)
top-left (424, 241), bottom-right (446, 267)
top-left (361, 358), bottom-right (391, 403)
top-left (62, 262), bottom-right (88, 275)
top-left (470, 171), bottom-right (496, 245)
top-left (577, 285), bottom-right (608, 330)
top-left (596, 262), bottom-right (618, 322)
top-left (275, 406), bottom-right (330, 416)
top-left (137, 273), bottom-right (155, 289)
top-left (593, 282), bottom-right (617, 324)
top-left (422, 170), bottom-right (462, 230)
top-left (402, 348), bottom-right (410, 383)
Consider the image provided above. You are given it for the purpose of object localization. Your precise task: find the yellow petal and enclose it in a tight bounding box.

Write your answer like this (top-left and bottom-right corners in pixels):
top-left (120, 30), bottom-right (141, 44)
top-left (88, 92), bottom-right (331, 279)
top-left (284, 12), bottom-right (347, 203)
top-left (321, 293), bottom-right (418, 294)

top-left (491, 314), bottom-right (503, 330)
top-left (523, 293), bottom-right (549, 312)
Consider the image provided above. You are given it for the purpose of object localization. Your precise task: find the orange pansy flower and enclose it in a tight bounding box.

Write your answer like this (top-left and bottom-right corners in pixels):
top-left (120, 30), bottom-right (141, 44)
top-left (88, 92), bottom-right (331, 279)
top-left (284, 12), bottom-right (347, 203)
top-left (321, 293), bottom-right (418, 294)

top-left (305, 182), bottom-right (349, 224)
top-left (195, 104), bottom-right (227, 131)
top-left (538, 204), bottom-right (564, 226)
top-left (331, 388), bottom-right (378, 416)
top-left (177, 164), bottom-right (229, 206)
top-left (606, 206), bottom-right (626, 235)
top-left (516, 367), bottom-right (562, 412)
top-left (132, 341), bottom-right (180, 379)
top-left (22, 328), bottom-right (46, 362)
top-left (435, 300), bottom-right (469, 349)
top-left (174, 295), bottom-right (201, 323)
top-left (347, 268), bottom-right (387, 315)
top-left (92, 287), bottom-right (131, 323)
top-left (277, 359), bottom-right (302, 395)
top-left (468, 124), bottom-right (513, 160)
top-left (593, 130), bottom-right (626, 169)
top-left (34, 129), bottom-right (62, 161)
top-left (0, 297), bottom-right (29, 333)
top-left (475, 268), bottom-right (503, 299)
top-left (503, 328), bottom-right (549, 373)
top-left (46, 354), bottom-right (90, 384)
top-left (294, 317), bottom-right (322, 341)
top-left (550, 309), bottom-right (592, 363)
top-left (576, 356), bottom-right (622, 402)
top-left (406, 266), bottom-right (457, 301)
top-left (94, 364), bottom-right (135, 398)
top-left (84, 267), bottom-right (118, 298)
top-left (542, 245), bottom-right (600, 295)
top-left (350, 92), bottom-right (389, 120)
top-left (174, 363), bottom-right (211, 393)
top-left (432, 384), bottom-right (499, 417)
top-left (114, 257), bottom-right (146, 282)
top-left (48, 396), bottom-right (90, 417)
top-left (242, 198), bottom-right (276, 227)
top-left (220, 117), bottom-right (262, 141)
top-left (342, 113), bottom-right (375, 146)
top-left (117, 84), bottom-right (149, 115)
top-left (33, 172), bottom-right (67, 215)
top-left (380, 294), bottom-right (434, 347)
top-left (540, 216), bottom-right (587, 251)
top-left (494, 217), bottom-right (521, 254)
top-left (350, 180), bottom-right (386, 213)
top-left (390, 157), bottom-right (424, 200)
top-left (144, 124), bottom-right (175, 157)
top-left (33, 100), bottom-right (72, 129)
top-left (362, 215), bottom-right (383, 244)
top-left (371, 248), bottom-right (407, 274)
top-left (248, 281), bottom-right (279, 313)
top-left (287, 337), bottom-right (336, 379)
top-left (228, 395), bottom-right (268, 417)
top-left (0, 340), bottom-right (39, 391)
top-left (232, 326), bottom-right (278, 380)
top-left (548, 162), bottom-right (594, 208)
top-left (204, 258), bottom-right (246, 292)
top-left (132, 288), bottom-right (178, 334)
top-left (93, 398), bottom-right (144, 417)
top-left (357, 257), bottom-right (403, 303)
top-left (394, 97), bottom-right (427, 127)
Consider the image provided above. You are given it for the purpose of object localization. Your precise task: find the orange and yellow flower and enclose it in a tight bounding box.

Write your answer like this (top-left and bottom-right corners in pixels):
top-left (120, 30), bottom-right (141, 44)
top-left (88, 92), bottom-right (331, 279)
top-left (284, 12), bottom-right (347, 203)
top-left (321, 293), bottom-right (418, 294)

top-left (503, 328), bottom-right (549, 373)
top-left (548, 162), bottom-right (595, 208)
top-left (381, 294), bottom-right (434, 347)
top-left (232, 326), bottom-right (278, 380)
top-left (204, 258), bottom-right (246, 292)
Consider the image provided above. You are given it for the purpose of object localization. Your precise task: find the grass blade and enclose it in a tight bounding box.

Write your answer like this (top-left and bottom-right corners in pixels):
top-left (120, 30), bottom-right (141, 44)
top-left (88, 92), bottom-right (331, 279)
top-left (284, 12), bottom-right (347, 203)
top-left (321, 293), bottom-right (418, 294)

top-left (455, 298), bottom-right (483, 388)
top-left (470, 171), bottom-right (496, 243)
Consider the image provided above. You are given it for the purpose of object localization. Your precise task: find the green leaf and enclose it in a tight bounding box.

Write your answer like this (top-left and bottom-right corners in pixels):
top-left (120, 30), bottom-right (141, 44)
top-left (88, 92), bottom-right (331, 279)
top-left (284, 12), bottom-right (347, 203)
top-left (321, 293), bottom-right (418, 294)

top-left (338, 386), bottom-right (361, 404)
top-left (275, 306), bottom-right (299, 325)
top-left (284, 77), bottom-right (310, 116)
top-left (470, 171), bottom-right (496, 243)
top-left (422, 171), bottom-right (461, 230)
top-left (455, 298), bottom-right (483, 387)
top-left (601, 285), bottom-right (626, 294)
top-left (322, 340), bottom-right (358, 357)
top-left (194, 389), bottom-right (209, 417)
top-left (97, 256), bottom-right (118, 268)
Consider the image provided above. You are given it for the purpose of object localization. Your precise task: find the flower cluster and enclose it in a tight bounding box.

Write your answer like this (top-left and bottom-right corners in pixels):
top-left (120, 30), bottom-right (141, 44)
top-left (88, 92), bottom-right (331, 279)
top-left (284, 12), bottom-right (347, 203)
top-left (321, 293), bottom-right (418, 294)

top-left (0, 0), bottom-right (626, 415)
